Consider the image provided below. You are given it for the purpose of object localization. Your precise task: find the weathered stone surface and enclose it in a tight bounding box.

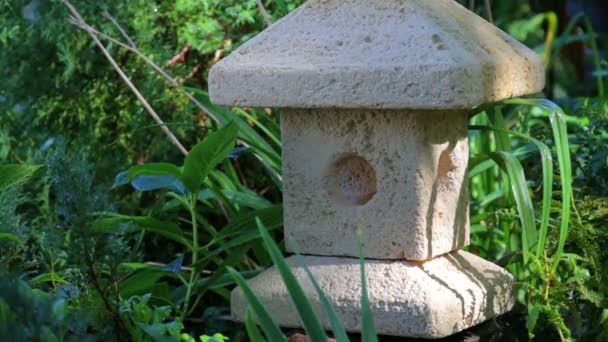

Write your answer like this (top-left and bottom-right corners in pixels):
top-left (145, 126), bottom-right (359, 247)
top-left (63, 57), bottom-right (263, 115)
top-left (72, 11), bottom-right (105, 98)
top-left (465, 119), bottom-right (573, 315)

top-left (283, 108), bottom-right (469, 260)
top-left (209, 0), bottom-right (545, 109)
top-left (231, 251), bottom-right (514, 338)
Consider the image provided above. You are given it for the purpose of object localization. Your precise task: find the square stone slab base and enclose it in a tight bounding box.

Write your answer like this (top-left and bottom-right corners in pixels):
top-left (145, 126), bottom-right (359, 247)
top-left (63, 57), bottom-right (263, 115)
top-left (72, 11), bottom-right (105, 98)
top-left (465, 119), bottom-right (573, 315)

top-left (231, 250), bottom-right (514, 339)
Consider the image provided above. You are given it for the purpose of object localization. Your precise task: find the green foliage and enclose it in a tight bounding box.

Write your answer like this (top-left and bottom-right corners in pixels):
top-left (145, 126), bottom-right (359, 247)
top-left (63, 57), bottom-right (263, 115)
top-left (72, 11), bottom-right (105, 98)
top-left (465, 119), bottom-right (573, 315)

top-left (229, 221), bottom-right (379, 342)
top-left (2, 0), bottom-right (608, 341)
top-left (0, 272), bottom-right (67, 341)
top-left (119, 294), bottom-right (184, 341)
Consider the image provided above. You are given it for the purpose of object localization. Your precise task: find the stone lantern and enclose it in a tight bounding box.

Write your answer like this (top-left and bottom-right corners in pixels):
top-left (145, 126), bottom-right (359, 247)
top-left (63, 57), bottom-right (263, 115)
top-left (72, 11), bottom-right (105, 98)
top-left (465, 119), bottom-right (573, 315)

top-left (209, 0), bottom-right (544, 338)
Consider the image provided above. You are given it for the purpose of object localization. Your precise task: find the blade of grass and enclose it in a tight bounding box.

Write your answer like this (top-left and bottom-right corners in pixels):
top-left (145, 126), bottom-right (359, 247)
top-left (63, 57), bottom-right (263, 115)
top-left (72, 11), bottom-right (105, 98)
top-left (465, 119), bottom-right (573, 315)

top-left (357, 230), bottom-right (378, 342)
top-left (227, 266), bottom-right (286, 342)
top-left (549, 111), bottom-right (572, 273)
top-left (504, 99), bottom-right (573, 272)
top-left (290, 240), bottom-right (349, 342)
top-left (256, 218), bottom-right (328, 342)
top-left (485, 151), bottom-right (537, 263)
top-left (245, 309), bottom-right (266, 342)
top-left (469, 125), bottom-right (553, 257)
top-left (583, 17), bottom-right (605, 97)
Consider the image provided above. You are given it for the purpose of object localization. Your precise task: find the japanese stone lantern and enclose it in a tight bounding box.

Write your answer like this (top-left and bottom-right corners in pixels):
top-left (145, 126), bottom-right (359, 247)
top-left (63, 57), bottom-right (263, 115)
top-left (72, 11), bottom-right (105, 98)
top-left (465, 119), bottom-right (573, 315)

top-left (208, 0), bottom-right (544, 338)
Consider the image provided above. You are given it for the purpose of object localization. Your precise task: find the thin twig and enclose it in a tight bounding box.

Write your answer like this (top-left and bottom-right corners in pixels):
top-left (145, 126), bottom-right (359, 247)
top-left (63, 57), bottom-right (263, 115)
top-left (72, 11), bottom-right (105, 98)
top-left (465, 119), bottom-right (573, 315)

top-left (146, 261), bottom-right (213, 275)
top-left (68, 17), bottom-right (220, 124)
top-left (102, 10), bottom-right (137, 49)
top-left (256, 0), bottom-right (272, 27)
top-left (484, 0), bottom-right (494, 23)
top-left (469, 0), bottom-right (476, 11)
top-left (68, 10), bottom-right (282, 183)
top-left (63, 0), bottom-right (188, 156)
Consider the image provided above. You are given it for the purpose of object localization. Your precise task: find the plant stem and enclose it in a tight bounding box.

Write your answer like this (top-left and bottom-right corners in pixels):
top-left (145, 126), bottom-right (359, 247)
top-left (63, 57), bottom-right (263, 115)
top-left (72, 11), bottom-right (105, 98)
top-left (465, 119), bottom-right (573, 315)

top-left (182, 194), bottom-right (200, 319)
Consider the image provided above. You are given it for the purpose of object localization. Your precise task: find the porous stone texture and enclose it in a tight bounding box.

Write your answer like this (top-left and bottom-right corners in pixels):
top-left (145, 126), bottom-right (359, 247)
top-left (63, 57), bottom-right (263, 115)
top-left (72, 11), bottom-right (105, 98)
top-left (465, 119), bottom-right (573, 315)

top-left (231, 251), bottom-right (515, 338)
top-left (209, 0), bottom-right (545, 109)
top-left (282, 108), bottom-right (469, 260)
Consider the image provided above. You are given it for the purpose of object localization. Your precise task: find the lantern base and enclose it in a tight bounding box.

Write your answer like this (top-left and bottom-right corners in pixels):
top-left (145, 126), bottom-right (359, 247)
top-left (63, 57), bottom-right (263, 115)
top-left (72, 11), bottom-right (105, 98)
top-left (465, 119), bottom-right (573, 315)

top-left (231, 250), bottom-right (514, 338)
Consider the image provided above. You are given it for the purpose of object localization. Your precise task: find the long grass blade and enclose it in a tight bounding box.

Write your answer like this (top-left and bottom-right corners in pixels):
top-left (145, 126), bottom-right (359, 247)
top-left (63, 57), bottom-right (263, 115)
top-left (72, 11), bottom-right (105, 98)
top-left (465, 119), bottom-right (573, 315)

top-left (245, 309), bottom-right (266, 342)
top-left (357, 230), bottom-right (378, 342)
top-left (227, 266), bottom-right (286, 342)
top-left (549, 111), bottom-right (572, 273)
top-left (485, 151), bottom-right (537, 263)
top-left (290, 241), bottom-right (350, 342)
top-left (469, 126), bottom-right (553, 257)
top-left (503, 99), bottom-right (573, 272)
top-left (256, 218), bottom-right (328, 341)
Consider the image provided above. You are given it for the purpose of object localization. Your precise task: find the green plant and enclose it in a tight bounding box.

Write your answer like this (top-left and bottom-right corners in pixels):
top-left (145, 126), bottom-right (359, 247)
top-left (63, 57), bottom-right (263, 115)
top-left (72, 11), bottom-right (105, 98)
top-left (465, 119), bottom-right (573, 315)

top-left (94, 119), bottom-right (284, 339)
top-left (228, 220), bottom-right (378, 342)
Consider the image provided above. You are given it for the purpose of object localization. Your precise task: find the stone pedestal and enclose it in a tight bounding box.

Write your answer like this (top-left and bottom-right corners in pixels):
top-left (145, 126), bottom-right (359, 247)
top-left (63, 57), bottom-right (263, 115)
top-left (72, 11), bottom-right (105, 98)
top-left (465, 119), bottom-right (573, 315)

top-left (231, 251), bottom-right (514, 338)
top-left (209, 0), bottom-right (544, 338)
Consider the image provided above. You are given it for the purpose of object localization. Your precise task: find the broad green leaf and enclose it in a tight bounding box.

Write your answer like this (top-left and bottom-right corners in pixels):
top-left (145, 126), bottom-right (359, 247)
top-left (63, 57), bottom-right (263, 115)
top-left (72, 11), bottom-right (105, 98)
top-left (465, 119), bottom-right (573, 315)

top-left (115, 163), bottom-right (186, 193)
top-left (182, 121), bottom-right (239, 193)
top-left (131, 175), bottom-right (187, 194)
top-left (257, 218), bottom-right (328, 341)
top-left (227, 266), bottom-right (286, 342)
top-left (184, 88), bottom-right (282, 187)
top-left (127, 163), bottom-right (182, 179)
top-left (0, 164), bottom-right (41, 189)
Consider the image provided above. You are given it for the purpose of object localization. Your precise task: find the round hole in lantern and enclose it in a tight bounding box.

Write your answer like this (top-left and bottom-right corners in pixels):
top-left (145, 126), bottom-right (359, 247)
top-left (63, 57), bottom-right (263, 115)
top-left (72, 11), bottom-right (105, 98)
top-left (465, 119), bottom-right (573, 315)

top-left (327, 154), bottom-right (377, 206)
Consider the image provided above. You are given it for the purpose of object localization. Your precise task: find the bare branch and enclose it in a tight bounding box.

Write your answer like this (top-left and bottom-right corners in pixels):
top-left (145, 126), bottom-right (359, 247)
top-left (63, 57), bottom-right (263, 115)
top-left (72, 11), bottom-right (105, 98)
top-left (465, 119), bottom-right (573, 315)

top-left (63, 1), bottom-right (188, 156)
top-left (256, 0), bottom-right (272, 27)
top-left (68, 16), bottom-right (282, 183)
top-left (67, 17), bottom-right (220, 124)
top-left (102, 10), bottom-right (137, 49)
top-left (484, 0), bottom-right (494, 23)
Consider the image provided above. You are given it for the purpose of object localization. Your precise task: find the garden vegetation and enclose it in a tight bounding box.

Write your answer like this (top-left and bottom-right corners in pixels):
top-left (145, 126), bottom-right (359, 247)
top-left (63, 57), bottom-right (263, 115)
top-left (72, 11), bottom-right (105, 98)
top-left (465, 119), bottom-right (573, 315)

top-left (1, 0), bottom-right (608, 341)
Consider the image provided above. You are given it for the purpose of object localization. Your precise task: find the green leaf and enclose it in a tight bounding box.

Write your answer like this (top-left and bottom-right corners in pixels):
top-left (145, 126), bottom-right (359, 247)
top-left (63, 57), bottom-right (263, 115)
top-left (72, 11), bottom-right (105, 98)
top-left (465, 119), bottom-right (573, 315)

top-left (486, 151), bottom-right (537, 263)
top-left (114, 163), bottom-right (186, 192)
top-left (0, 232), bottom-right (24, 245)
top-left (291, 243), bottom-right (349, 342)
top-left (504, 98), bottom-right (573, 271)
top-left (181, 121), bottom-right (239, 193)
top-left (30, 272), bottom-right (69, 285)
top-left (526, 304), bottom-right (542, 337)
top-left (256, 218), bottom-right (328, 341)
top-left (0, 164), bottom-right (41, 189)
top-left (548, 110), bottom-right (572, 273)
top-left (227, 266), bottom-right (286, 342)
top-left (469, 125), bottom-right (553, 258)
top-left (127, 163), bottom-right (182, 180)
top-left (93, 215), bottom-right (193, 250)
top-left (120, 269), bottom-right (168, 299)
top-left (131, 175), bottom-right (187, 194)
top-left (245, 309), bottom-right (266, 342)
top-left (358, 230), bottom-right (378, 342)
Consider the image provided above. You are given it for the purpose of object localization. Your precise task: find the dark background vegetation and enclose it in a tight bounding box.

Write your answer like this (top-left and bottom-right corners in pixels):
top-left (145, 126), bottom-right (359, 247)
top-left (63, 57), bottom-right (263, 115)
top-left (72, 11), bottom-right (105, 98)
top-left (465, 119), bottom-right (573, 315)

top-left (1, 0), bottom-right (607, 341)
